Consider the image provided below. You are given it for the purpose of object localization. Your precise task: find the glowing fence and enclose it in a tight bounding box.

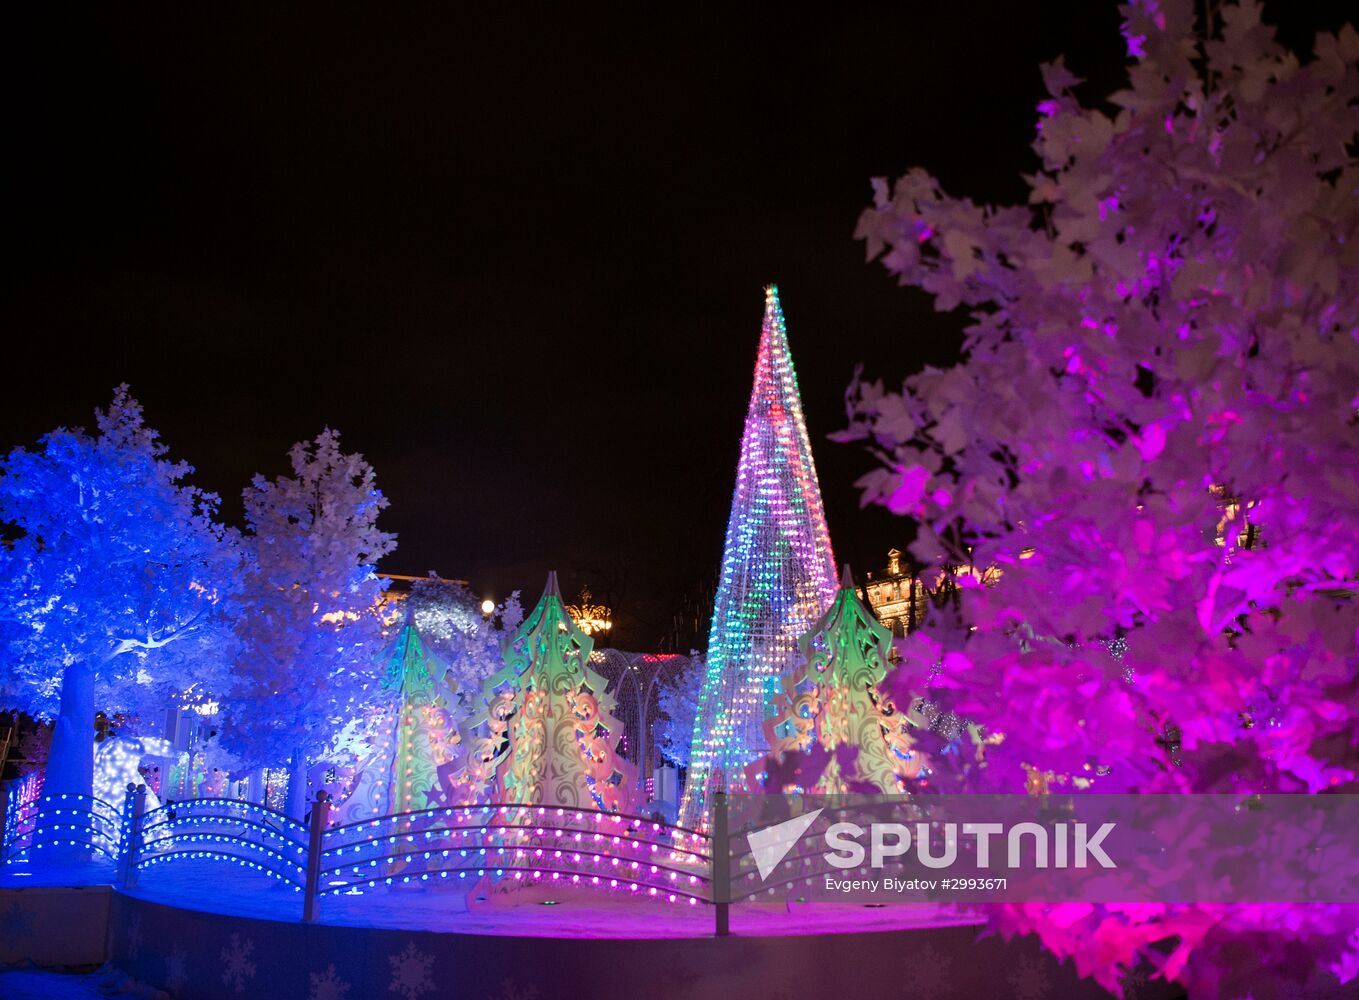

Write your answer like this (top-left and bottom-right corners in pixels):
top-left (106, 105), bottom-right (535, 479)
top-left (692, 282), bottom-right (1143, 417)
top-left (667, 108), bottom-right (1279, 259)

top-left (319, 802), bottom-right (711, 904)
top-left (0, 783), bottom-right (732, 928)
top-left (133, 797), bottom-right (310, 890)
top-left (0, 772), bottom-right (42, 863)
top-left (2, 792), bottom-right (125, 863)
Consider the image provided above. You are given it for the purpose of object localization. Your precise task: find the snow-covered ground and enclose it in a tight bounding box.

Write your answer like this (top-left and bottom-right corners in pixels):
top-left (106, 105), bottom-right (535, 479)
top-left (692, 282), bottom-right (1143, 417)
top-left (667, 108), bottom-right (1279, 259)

top-left (2, 853), bottom-right (977, 939)
top-left (0, 966), bottom-right (166, 1000)
top-left (0, 859), bottom-right (116, 888)
top-left (119, 857), bottom-right (976, 937)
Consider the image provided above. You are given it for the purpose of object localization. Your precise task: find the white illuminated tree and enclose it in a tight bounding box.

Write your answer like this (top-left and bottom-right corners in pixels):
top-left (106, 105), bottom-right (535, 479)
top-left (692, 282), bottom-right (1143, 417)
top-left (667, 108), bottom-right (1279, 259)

top-left (656, 653), bottom-right (704, 769)
top-left (0, 387), bottom-right (239, 800)
top-left (218, 429), bottom-right (397, 819)
top-left (405, 574), bottom-right (522, 692)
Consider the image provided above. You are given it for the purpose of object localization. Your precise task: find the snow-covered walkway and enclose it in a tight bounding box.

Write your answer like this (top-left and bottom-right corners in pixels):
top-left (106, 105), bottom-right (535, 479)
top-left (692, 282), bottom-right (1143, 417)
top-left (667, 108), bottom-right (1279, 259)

top-left (123, 857), bottom-right (976, 937)
top-left (0, 966), bottom-right (165, 1000)
top-left (1, 854), bottom-right (975, 938)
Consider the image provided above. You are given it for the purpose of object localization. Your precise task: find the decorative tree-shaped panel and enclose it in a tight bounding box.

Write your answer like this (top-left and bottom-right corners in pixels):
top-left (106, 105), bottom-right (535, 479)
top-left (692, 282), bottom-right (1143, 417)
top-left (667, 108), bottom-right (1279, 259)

top-left (333, 617), bottom-right (472, 827)
top-left (758, 565), bottom-right (924, 795)
top-left (469, 572), bottom-right (635, 812)
top-left (681, 286), bottom-right (838, 827)
top-left (382, 620), bottom-right (470, 813)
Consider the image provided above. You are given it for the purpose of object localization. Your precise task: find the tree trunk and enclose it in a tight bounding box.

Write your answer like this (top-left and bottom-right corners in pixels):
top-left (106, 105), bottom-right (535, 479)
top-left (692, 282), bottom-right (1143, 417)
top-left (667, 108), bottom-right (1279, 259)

top-left (287, 747), bottom-right (308, 821)
top-left (46, 659), bottom-right (95, 799)
top-left (247, 768), bottom-right (264, 806)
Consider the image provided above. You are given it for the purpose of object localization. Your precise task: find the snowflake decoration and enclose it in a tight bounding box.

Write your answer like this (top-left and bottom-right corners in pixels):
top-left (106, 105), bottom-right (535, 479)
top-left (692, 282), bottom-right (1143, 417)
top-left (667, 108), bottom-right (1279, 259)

top-left (309, 964), bottom-right (352, 1000)
top-left (126, 914), bottom-right (144, 959)
top-left (219, 933), bottom-right (257, 994)
top-left (388, 941), bottom-right (435, 999)
top-left (165, 944), bottom-right (189, 996)
top-left (488, 978), bottom-right (539, 1000)
top-left (0, 901), bottom-right (35, 939)
top-left (905, 944), bottom-right (953, 1000)
top-left (1007, 955), bottom-right (1052, 1000)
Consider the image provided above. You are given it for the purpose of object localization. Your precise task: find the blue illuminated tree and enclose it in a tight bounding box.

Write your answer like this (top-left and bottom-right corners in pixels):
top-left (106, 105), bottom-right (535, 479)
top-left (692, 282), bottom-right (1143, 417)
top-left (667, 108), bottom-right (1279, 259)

top-left (0, 387), bottom-right (239, 799)
top-left (217, 429), bottom-right (397, 819)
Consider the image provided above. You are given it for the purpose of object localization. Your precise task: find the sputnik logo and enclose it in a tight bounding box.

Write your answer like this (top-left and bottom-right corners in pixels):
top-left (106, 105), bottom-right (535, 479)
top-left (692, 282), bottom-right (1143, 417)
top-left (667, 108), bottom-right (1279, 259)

top-left (747, 808), bottom-right (823, 881)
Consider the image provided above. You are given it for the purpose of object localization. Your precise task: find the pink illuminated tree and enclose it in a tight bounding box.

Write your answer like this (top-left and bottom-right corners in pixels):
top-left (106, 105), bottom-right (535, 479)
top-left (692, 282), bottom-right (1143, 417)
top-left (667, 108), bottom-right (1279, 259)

top-left (847, 1), bottom-right (1359, 995)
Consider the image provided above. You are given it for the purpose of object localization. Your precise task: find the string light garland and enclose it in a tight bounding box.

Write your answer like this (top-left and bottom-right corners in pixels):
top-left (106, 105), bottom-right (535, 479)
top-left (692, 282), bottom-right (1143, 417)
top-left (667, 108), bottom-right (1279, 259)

top-left (680, 286), bottom-right (837, 828)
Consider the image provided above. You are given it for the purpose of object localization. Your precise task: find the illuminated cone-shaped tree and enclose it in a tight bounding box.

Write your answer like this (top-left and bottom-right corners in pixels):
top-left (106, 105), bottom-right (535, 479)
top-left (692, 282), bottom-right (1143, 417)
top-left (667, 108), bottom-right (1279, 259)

top-left (467, 572), bottom-right (635, 811)
top-left (755, 565), bottom-right (925, 795)
top-left (681, 286), bottom-right (838, 827)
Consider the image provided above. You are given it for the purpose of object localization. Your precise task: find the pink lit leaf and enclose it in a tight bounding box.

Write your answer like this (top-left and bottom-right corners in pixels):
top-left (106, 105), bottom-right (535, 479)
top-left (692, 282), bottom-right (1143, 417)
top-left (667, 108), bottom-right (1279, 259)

top-left (885, 464), bottom-right (932, 516)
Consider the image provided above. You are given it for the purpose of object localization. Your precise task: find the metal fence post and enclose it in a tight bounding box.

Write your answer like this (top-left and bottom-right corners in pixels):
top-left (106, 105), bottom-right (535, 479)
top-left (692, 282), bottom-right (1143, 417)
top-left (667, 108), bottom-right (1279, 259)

top-left (712, 791), bottom-right (730, 936)
top-left (119, 784), bottom-right (147, 889)
top-left (0, 779), bottom-right (11, 866)
top-left (302, 790), bottom-right (330, 923)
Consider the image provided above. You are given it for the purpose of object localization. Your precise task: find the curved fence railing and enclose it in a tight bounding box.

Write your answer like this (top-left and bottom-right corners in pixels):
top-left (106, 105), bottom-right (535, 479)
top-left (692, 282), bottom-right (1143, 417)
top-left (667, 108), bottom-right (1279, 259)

top-left (1, 786), bottom-right (767, 934)
top-left (0, 772), bottom-right (43, 862)
top-left (133, 797), bottom-right (309, 890)
top-left (319, 802), bottom-right (710, 904)
top-left (3, 792), bottom-right (125, 863)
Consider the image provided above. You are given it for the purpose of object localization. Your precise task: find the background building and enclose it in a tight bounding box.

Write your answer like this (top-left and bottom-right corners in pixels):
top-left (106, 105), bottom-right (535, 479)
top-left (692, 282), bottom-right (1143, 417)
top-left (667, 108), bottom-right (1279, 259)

top-left (860, 548), bottom-right (930, 636)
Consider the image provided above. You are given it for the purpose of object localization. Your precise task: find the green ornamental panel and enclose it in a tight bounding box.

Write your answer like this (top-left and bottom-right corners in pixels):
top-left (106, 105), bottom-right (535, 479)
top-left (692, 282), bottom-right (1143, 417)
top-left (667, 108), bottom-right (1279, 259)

top-left (468, 572), bottom-right (635, 812)
top-left (759, 565), bottom-right (926, 795)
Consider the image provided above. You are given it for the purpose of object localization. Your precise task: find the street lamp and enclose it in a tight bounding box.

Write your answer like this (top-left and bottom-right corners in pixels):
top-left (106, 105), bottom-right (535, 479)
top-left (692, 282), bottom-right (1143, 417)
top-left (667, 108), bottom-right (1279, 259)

top-left (566, 587), bottom-right (613, 637)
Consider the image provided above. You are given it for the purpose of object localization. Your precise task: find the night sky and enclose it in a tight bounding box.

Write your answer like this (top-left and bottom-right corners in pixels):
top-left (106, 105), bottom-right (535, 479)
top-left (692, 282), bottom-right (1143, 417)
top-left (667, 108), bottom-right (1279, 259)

top-left (4, 3), bottom-right (1343, 649)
